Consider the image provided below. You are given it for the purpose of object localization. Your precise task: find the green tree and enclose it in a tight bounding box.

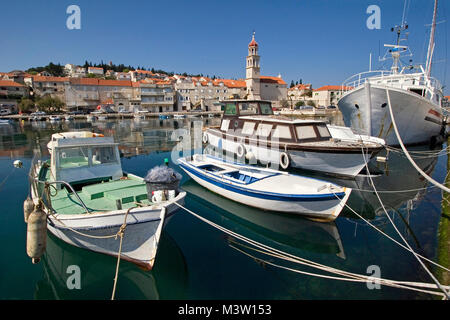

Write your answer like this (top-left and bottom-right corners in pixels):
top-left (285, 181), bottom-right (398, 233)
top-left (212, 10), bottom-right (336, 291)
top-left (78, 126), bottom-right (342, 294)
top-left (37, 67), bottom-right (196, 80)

top-left (36, 96), bottom-right (64, 113)
top-left (290, 80), bottom-right (295, 88)
top-left (295, 101), bottom-right (305, 107)
top-left (306, 100), bottom-right (316, 107)
top-left (18, 98), bottom-right (35, 113)
top-left (280, 99), bottom-right (289, 108)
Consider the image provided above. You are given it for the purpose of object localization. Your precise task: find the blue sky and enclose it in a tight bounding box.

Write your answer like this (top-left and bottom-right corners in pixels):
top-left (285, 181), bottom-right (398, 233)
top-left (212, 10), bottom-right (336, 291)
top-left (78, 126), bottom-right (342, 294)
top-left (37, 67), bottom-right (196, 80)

top-left (0, 0), bottom-right (448, 94)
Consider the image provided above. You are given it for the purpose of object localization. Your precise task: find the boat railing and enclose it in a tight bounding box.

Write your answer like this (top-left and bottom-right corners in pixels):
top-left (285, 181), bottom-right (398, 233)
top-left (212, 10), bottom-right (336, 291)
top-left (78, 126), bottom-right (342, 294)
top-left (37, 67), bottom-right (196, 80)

top-left (341, 70), bottom-right (442, 94)
top-left (28, 157), bottom-right (91, 214)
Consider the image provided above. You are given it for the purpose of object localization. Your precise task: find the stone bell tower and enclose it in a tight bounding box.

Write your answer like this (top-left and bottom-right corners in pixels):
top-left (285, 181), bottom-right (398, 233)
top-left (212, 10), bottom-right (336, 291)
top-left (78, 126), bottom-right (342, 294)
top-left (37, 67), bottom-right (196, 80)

top-left (245, 32), bottom-right (261, 100)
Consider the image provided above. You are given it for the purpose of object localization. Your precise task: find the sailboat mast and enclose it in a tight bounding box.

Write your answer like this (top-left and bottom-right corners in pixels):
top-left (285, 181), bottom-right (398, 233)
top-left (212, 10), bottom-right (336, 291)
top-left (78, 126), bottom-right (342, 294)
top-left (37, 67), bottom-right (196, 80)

top-left (425, 0), bottom-right (438, 77)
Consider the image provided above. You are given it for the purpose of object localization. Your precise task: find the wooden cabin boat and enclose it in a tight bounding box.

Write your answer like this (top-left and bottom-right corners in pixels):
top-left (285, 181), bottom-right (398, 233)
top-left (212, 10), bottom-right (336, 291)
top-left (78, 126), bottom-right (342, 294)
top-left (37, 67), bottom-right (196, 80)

top-left (28, 131), bottom-right (186, 270)
top-left (203, 99), bottom-right (385, 177)
top-left (178, 154), bottom-right (351, 222)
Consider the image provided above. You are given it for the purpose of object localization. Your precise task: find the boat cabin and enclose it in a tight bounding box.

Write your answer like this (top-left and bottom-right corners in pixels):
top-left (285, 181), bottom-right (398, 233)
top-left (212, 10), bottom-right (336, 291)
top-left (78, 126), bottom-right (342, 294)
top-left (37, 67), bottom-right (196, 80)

top-left (47, 132), bottom-right (122, 188)
top-left (217, 99), bottom-right (333, 144)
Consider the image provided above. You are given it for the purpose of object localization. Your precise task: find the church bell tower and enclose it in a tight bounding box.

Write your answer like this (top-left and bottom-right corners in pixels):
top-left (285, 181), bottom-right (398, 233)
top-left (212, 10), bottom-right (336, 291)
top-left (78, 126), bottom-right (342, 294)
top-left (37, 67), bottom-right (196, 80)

top-left (245, 32), bottom-right (261, 100)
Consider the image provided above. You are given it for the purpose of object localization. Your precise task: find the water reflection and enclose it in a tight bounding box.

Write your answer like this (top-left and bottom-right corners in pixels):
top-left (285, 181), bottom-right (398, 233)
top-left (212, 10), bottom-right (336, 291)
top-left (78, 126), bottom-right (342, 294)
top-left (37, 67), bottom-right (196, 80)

top-left (182, 179), bottom-right (346, 259)
top-left (1, 116), bottom-right (444, 299)
top-left (327, 145), bottom-right (440, 220)
top-left (35, 231), bottom-right (188, 300)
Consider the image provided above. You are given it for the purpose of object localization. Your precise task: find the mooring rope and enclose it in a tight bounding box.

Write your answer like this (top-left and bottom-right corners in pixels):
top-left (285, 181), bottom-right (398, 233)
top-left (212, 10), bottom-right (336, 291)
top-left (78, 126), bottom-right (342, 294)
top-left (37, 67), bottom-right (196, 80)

top-left (229, 240), bottom-right (448, 298)
top-left (385, 88), bottom-right (450, 193)
top-left (361, 139), bottom-right (450, 298)
top-left (172, 201), bottom-right (449, 298)
top-left (111, 207), bottom-right (133, 300)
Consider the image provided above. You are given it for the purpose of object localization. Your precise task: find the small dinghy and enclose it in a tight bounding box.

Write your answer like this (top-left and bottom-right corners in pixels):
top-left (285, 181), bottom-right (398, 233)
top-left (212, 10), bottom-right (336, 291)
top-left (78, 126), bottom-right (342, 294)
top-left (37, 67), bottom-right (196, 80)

top-left (178, 155), bottom-right (351, 222)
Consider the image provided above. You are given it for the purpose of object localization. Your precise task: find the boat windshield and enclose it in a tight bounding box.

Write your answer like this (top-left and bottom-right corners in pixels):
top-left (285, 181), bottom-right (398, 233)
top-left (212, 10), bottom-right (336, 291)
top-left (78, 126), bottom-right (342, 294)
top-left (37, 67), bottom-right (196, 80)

top-left (57, 145), bottom-right (119, 169)
top-left (239, 102), bottom-right (259, 115)
top-left (92, 146), bottom-right (118, 165)
top-left (58, 146), bottom-right (90, 169)
top-left (224, 103), bottom-right (237, 115)
top-left (260, 103), bottom-right (273, 115)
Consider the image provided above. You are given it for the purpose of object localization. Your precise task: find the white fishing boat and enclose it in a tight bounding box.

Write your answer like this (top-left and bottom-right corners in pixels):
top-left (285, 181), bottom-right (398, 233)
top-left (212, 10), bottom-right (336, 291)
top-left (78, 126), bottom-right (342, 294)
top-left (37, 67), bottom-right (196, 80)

top-left (178, 154), bottom-right (351, 222)
top-left (27, 131), bottom-right (186, 270)
top-left (86, 114), bottom-right (95, 121)
top-left (338, 0), bottom-right (445, 146)
top-left (0, 119), bottom-right (12, 125)
top-left (204, 99), bottom-right (385, 177)
top-left (64, 115), bottom-right (74, 121)
top-left (174, 114), bottom-right (186, 119)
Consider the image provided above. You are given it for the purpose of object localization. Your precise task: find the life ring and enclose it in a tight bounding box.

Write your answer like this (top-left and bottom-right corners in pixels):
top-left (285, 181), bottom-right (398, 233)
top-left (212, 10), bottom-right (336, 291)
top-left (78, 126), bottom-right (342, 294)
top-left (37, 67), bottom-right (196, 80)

top-left (202, 132), bottom-right (208, 144)
top-left (279, 152), bottom-right (290, 170)
top-left (236, 144), bottom-right (246, 158)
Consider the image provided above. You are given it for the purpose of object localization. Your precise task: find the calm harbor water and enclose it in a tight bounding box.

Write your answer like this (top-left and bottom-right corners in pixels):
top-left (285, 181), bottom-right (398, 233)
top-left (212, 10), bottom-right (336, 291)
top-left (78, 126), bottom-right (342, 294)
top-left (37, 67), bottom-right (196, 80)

top-left (0, 115), bottom-right (447, 300)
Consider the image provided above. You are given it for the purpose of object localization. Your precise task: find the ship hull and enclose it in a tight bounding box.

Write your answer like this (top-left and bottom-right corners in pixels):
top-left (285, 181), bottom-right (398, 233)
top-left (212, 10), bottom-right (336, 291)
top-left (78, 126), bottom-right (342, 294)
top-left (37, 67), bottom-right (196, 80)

top-left (338, 83), bottom-right (443, 146)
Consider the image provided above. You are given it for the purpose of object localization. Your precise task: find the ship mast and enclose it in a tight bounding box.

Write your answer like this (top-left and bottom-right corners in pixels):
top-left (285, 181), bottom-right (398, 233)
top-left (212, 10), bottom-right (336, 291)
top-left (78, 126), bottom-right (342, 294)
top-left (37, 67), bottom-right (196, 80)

top-left (385, 24), bottom-right (408, 74)
top-left (425, 0), bottom-right (438, 77)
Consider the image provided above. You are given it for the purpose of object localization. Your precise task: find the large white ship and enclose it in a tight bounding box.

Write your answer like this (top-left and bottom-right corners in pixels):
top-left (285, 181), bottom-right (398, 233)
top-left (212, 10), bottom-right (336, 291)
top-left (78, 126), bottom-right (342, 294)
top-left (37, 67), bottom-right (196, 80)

top-left (338, 0), bottom-right (445, 146)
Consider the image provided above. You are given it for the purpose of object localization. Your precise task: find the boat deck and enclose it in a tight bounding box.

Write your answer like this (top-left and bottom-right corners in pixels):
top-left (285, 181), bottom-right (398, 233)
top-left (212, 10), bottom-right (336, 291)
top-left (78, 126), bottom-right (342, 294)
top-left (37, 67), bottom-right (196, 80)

top-left (44, 170), bottom-right (151, 214)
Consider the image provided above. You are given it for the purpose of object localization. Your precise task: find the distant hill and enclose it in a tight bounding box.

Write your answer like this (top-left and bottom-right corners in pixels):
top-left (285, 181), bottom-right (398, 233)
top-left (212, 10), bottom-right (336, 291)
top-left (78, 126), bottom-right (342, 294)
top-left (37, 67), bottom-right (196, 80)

top-left (25, 61), bottom-right (216, 79)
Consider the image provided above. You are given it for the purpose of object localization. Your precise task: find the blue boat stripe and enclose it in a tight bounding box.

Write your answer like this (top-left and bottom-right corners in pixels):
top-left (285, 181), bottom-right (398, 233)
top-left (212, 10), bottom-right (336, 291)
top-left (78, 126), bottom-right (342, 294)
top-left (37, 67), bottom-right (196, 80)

top-left (179, 161), bottom-right (345, 202)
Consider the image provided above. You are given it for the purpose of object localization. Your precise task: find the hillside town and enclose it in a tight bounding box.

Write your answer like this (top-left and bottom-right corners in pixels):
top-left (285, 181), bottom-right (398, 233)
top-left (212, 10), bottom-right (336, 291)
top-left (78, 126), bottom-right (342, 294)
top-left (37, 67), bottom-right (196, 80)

top-left (3, 34), bottom-right (445, 116)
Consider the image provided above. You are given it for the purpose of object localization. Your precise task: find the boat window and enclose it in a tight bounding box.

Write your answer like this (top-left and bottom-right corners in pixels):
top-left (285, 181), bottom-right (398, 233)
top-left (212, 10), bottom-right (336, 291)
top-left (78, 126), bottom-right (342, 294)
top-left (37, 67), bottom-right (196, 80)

top-left (260, 103), bottom-right (273, 115)
top-left (256, 123), bottom-right (273, 138)
top-left (316, 124), bottom-right (331, 138)
top-left (409, 88), bottom-right (425, 97)
top-left (224, 103), bottom-right (237, 115)
top-left (272, 125), bottom-right (291, 139)
top-left (296, 125), bottom-right (317, 140)
top-left (239, 102), bottom-right (259, 115)
top-left (220, 119), bottom-right (230, 131)
top-left (58, 146), bottom-right (90, 169)
top-left (242, 122), bottom-right (256, 135)
top-left (91, 146), bottom-right (118, 165)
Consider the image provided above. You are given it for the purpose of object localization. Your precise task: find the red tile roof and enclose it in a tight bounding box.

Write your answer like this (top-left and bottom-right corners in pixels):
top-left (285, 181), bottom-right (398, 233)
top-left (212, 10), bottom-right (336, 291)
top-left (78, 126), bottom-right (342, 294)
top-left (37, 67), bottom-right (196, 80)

top-left (288, 83), bottom-right (312, 91)
top-left (0, 80), bottom-right (24, 87)
top-left (248, 34), bottom-right (258, 47)
top-left (213, 79), bottom-right (246, 88)
top-left (260, 76), bottom-right (286, 85)
top-left (313, 85), bottom-right (352, 91)
top-left (134, 69), bottom-right (155, 75)
top-left (101, 98), bottom-right (114, 105)
top-left (99, 79), bottom-right (132, 86)
top-left (31, 76), bottom-right (69, 82)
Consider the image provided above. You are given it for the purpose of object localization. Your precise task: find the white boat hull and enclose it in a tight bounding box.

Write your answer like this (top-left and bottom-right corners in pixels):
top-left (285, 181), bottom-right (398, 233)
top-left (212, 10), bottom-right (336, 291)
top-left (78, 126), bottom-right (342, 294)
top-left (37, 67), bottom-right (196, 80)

top-left (179, 157), bottom-right (351, 221)
top-left (338, 83), bottom-right (443, 146)
top-left (39, 192), bottom-right (185, 270)
top-left (206, 131), bottom-right (371, 177)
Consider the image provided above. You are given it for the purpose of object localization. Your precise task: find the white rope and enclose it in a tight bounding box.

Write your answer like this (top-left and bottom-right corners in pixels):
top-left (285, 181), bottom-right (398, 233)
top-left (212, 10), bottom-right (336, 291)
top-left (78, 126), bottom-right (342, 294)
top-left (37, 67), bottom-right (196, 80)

top-left (332, 191), bottom-right (450, 272)
top-left (385, 88), bottom-right (450, 193)
top-left (173, 201), bottom-right (450, 298)
top-left (229, 241), bottom-right (447, 298)
top-left (361, 140), bottom-right (450, 298)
